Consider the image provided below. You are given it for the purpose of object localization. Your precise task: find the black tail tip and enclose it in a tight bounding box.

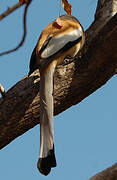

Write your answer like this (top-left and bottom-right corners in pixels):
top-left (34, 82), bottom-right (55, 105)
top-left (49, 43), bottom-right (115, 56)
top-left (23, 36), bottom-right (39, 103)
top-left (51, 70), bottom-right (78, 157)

top-left (37, 148), bottom-right (57, 176)
top-left (37, 157), bottom-right (51, 176)
top-left (48, 148), bottom-right (57, 168)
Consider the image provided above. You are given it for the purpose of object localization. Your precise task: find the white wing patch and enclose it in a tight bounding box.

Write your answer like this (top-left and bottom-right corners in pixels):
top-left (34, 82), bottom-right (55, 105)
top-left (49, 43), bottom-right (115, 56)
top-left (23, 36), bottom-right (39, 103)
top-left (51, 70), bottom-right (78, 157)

top-left (41, 28), bottom-right (82, 58)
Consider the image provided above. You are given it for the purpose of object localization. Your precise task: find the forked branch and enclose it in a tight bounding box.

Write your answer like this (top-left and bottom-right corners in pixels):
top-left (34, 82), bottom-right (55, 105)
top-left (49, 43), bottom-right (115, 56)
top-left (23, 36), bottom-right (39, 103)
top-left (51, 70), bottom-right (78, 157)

top-left (0, 0), bottom-right (32, 56)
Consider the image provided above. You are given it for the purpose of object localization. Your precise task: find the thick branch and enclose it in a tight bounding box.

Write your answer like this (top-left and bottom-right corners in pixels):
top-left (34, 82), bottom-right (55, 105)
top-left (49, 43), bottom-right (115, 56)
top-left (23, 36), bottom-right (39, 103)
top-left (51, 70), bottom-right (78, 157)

top-left (88, 163), bottom-right (117, 180)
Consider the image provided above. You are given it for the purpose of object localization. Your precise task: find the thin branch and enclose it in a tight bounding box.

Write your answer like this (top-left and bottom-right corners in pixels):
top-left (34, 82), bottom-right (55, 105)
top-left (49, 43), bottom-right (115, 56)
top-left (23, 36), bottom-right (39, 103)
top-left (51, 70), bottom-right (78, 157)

top-left (0, 0), bottom-right (32, 56)
top-left (0, 2), bottom-right (23, 21)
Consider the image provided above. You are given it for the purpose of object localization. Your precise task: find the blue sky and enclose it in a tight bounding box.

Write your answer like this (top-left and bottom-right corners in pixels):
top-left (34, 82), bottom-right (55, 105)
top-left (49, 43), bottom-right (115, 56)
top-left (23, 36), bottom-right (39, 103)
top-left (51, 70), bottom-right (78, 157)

top-left (0, 0), bottom-right (117, 179)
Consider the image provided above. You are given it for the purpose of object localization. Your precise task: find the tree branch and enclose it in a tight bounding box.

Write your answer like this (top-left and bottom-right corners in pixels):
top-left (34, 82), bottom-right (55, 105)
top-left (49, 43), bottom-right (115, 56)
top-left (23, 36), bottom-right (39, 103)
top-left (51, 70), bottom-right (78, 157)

top-left (0, 2), bottom-right (23, 21)
top-left (88, 163), bottom-right (117, 180)
top-left (0, 1), bottom-right (32, 56)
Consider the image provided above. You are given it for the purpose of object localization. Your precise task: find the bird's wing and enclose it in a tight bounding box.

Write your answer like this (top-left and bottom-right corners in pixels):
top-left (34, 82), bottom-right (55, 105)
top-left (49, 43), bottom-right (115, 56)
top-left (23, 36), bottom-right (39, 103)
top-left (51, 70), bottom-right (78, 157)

top-left (40, 27), bottom-right (82, 59)
top-left (28, 45), bottom-right (38, 76)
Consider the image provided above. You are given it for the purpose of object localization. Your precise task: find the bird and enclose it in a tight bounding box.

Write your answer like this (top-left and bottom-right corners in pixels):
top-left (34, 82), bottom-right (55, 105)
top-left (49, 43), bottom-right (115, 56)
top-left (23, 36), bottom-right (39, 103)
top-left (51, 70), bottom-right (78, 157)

top-left (29, 14), bottom-right (85, 176)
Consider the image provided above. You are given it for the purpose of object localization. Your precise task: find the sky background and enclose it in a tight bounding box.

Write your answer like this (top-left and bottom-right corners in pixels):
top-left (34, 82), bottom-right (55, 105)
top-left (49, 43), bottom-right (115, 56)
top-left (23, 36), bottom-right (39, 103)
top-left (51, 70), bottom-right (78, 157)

top-left (0, 0), bottom-right (117, 179)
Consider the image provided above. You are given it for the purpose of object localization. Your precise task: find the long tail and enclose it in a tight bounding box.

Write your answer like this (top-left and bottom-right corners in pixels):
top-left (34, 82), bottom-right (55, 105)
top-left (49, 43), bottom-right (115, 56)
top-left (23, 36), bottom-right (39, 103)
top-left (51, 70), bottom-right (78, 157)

top-left (37, 62), bottom-right (57, 176)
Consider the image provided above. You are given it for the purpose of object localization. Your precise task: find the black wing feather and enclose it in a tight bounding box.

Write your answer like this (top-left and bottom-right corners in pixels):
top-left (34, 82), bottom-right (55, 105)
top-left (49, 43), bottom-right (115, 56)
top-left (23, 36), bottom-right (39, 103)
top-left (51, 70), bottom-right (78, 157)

top-left (28, 46), bottom-right (38, 76)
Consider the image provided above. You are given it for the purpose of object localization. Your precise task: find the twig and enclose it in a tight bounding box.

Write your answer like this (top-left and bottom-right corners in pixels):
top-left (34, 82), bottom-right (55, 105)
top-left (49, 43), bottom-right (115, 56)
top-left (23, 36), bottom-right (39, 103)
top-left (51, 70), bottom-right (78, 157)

top-left (0, 1), bottom-right (32, 56)
top-left (0, 84), bottom-right (5, 97)
top-left (0, 2), bottom-right (23, 21)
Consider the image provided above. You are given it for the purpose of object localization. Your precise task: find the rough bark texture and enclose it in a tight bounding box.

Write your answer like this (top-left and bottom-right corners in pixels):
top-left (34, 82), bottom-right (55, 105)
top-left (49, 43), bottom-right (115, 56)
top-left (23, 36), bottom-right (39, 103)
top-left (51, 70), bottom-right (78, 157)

top-left (88, 163), bottom-right (117, 180)
top-left (0, 0), bottom-right (117, 179)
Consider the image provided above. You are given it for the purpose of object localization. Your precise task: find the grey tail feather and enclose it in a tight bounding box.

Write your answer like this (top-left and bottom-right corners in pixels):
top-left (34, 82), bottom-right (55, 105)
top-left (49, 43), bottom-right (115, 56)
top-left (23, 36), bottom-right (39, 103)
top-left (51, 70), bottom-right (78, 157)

top-left (37, 63), bottom-right (56, 175)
